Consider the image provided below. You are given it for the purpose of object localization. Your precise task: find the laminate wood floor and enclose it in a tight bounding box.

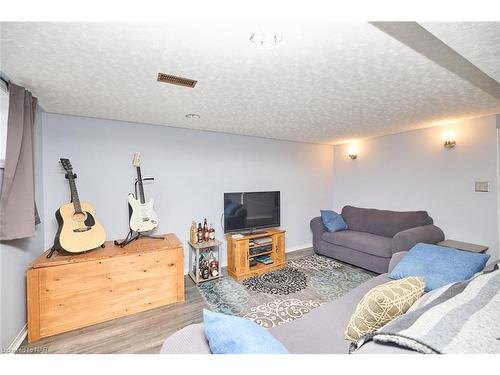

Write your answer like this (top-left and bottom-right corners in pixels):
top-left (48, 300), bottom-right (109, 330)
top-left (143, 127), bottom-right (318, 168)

top-left (17, 248), bottom-right (314, 354)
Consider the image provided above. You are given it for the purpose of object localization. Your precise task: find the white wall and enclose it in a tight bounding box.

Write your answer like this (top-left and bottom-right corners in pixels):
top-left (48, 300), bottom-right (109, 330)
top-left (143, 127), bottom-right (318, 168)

top-left (41, 113), bottom-right (335, 272)
top-left (333, 115), bottom-right (499, 260)
top-left (0, 109), bottom-right (45, 350)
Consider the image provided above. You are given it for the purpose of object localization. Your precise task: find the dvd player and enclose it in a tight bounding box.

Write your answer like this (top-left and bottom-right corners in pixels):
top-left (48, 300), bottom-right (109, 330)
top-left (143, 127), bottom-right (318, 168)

top-left (249, 244), bottom-right (272, 255)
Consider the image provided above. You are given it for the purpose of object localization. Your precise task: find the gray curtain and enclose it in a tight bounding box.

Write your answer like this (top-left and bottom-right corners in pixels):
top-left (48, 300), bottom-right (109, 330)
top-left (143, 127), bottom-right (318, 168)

top-left (0, 83), bottom-right (39, 240)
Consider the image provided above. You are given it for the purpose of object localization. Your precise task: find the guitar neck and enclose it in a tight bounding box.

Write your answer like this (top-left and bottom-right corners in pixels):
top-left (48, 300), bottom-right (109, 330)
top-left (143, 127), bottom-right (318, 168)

top-left (67, 175), bottom-right (83, 214)
top-left (136, 166), bottom-right (146, 204)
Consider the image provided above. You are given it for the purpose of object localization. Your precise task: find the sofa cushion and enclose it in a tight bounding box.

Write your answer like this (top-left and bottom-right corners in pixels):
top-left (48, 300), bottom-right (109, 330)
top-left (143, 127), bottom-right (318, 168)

top-left (322, 230), bottom-right (393, 258)
top-left (270, 274), bottom-right (391, 353)
top-left (320, 210), bottom-right (348, 232)
top-left (389, 243), bottom-right (490, 291)
top-left (345, 277), bottom-right (425, 341)
top-left (341, 206), bottom-right (433, 237)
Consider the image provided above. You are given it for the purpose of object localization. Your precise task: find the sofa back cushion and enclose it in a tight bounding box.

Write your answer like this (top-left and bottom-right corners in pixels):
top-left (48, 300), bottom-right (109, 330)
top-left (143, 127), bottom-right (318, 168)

top-left (341, 205), bottom-right (433, 237)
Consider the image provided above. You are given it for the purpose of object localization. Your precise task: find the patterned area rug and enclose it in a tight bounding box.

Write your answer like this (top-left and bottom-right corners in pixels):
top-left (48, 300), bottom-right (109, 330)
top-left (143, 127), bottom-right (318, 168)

top-left (197, 254), bottom-right (375, 328)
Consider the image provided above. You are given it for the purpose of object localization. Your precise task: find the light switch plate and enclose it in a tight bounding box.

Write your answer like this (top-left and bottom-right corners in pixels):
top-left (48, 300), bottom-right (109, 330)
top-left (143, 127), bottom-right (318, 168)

top-left (475, 181), bottom-right (489, 192)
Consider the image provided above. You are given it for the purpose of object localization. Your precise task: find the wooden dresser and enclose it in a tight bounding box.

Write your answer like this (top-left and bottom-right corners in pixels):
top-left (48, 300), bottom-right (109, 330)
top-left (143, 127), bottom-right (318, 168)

top-left (27, 233), bottom-right (184, 342)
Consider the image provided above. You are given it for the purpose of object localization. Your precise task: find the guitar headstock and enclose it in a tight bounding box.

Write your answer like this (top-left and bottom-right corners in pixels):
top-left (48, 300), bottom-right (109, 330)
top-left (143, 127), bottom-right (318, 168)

top-left (133, 152), bottom-right (142, 167)
top-left (60, 158), bottom-right (76, 179)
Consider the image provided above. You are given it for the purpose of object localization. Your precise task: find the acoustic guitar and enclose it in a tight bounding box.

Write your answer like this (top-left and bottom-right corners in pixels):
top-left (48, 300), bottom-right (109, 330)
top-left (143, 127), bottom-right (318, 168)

top-left (128, 152), bottom-right (159, 233)
top-left (53, 158), bottom-right (106, 253)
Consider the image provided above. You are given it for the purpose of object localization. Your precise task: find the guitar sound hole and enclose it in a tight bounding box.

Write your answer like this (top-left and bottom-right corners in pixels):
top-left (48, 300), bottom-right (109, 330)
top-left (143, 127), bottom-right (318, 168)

top-left (73, 212), bottom-right (87, 222)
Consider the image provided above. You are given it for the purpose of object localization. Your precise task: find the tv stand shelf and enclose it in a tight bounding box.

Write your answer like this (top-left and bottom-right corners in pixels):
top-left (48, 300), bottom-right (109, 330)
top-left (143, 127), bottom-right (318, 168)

top-left (226, 228), bottom-right (285, 281)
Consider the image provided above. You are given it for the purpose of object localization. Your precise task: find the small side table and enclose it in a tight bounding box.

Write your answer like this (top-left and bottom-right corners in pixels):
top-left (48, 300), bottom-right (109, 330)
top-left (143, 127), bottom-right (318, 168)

top-left (188, 239), bottom-right (223, 284)
top-left (438, 240), bottom-right (488, 254)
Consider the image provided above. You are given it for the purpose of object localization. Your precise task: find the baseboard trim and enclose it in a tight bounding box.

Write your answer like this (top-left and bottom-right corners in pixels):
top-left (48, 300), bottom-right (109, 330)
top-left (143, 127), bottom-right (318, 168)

top-left (286, 243), bottom-right (313, 253)
top-left (6, 324), bottom-right (27, 354)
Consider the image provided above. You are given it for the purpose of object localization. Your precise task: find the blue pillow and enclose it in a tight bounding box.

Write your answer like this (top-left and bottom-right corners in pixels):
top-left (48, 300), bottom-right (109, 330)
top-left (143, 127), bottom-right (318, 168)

top-left (320, 210), bottom-right (348, 232)
top-left (389, 243), bottom-right (490, 291)
top-left (203, 309), bottom-right (288, 354)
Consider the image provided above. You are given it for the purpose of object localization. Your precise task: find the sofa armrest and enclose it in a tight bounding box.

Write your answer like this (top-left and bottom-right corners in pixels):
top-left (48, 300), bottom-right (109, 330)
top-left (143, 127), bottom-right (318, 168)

top-left (160, 323), bottom-right (211, 354)
top-left (388, 251), bottom-right (409, 273)
top-left (483, 259), bottom-right (500, 273)
top-left (392, 225), bottom-right (444, 254)
top-left (310, 216), bottom-right (327, 248)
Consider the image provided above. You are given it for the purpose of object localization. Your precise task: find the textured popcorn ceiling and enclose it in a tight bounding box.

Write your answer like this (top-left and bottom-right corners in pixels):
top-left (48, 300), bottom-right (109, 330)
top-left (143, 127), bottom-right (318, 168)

top-left (1, 22), bottom-right (499, 144)
top-left (421, 22), bottom-right (500, 83)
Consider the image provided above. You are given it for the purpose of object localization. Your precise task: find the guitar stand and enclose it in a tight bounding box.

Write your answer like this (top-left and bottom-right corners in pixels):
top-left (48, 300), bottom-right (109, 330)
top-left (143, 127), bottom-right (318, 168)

top-left (46, 243), bottom-right (106, 259)
top-left (114, 175), bottom-right (162, 248)
top-left (114, 229), bottom-right (164, 248)
top-left (46, 247), bottom-right (59, 259)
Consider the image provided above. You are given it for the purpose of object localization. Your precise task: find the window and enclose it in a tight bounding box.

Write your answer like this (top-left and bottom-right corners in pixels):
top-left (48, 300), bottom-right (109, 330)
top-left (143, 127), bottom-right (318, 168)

top-left (0, 80), bottom-right (8, 168)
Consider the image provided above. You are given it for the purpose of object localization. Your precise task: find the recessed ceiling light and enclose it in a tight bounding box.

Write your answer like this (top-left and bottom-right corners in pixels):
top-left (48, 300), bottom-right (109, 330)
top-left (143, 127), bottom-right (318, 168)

top-left (250, 30), bottom-right (283, 49)
top-left (185, 113), bottom-right (200, 119)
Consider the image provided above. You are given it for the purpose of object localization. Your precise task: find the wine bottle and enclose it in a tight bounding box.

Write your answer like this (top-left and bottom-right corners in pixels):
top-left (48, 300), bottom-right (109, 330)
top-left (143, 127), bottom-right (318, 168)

top-left (197, 223), bottom-right (203, 243)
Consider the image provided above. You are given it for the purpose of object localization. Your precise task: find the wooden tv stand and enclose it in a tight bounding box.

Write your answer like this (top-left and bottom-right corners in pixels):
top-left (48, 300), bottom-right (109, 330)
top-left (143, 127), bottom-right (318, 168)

top-left (226, 228), bottom-right (285, 281)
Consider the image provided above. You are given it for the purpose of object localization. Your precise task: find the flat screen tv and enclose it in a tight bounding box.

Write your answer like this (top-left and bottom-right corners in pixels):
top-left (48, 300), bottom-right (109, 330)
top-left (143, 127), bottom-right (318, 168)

top-left (224, 191), bottom-right (280, 233)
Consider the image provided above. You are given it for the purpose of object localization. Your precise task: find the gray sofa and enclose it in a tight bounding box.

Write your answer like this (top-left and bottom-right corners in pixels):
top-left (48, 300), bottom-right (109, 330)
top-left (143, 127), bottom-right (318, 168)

top-left (160, 251), bottom-right (414, 354)
top-left (311, 205), bottom-right (445, 274)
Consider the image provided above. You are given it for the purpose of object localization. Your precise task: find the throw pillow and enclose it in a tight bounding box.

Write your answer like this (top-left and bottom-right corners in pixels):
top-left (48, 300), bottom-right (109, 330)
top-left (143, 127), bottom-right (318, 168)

top-left (389, 243), bottom-right (490, 291)
top-left (345, 277), bottom-right (425, 342)
top-left (203, 309), bottom-right (288, 354)
top-left (320, 210), bottom-right (348, 232)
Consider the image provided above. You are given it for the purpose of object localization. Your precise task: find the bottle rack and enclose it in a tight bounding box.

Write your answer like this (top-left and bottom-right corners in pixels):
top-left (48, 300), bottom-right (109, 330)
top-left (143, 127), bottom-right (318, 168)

top-left (188, 239), bottom-right (223, 284)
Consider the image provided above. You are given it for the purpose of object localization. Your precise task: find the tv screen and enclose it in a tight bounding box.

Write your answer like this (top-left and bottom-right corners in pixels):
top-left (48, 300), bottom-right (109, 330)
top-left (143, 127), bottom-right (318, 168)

top-left (224, 191), bottom-right (280, 233)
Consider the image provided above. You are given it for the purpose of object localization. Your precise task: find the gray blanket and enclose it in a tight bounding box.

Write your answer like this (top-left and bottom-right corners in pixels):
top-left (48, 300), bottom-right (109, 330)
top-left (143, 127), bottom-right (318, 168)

top-left (357, 269), bottom-right (500, 354)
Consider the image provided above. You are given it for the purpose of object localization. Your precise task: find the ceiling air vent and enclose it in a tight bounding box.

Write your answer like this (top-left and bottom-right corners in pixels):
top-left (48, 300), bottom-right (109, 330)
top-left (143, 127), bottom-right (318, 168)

top-left (157, 73), bottom-right (197, 88)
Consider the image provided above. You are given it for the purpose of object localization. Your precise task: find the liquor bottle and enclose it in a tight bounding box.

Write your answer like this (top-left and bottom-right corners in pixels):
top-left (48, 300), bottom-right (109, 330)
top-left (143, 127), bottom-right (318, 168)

top-left (197, 223), bottom-right (203, 243)
top-left (208, 250), bottom-right (218, 277)
top-left (211, 260), bottom-right (219, 277)
top-left (203, 226), bottom-right (209, 242)
top-left (202, 266), bottom-right (209, 280)
top-left (203, 218), bottom-right (208, 241)
top-left (208, 250), bottom-right (216, 269)
top-left (201, 253), bottom-right (209, 279)
top-left (190, 221), bottom-right (197, 244)
top-left (208, 224), bottom-right (215, 241)
top-left (198, 253), bottom-right (205, 279)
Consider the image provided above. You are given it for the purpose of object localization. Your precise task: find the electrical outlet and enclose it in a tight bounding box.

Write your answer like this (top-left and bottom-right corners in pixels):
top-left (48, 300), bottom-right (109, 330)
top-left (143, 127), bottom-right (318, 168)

top-left (475, 181), bottom-right (489, 192)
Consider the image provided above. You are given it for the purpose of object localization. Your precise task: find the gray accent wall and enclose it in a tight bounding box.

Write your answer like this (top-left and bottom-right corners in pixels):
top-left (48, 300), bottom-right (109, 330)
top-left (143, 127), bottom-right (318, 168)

top-left (333, 115), bottom-right (499, 260)
top-left (40, 113), bottom-right (335, 272)
top-left (0, 109), bottom-right (45, 350)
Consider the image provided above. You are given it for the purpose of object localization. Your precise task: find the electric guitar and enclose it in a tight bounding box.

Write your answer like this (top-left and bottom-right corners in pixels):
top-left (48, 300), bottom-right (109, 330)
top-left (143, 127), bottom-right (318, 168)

top-left (128, 152), bottom-right (159, 232)
top-left (53, 159), bottom-right (106, 253)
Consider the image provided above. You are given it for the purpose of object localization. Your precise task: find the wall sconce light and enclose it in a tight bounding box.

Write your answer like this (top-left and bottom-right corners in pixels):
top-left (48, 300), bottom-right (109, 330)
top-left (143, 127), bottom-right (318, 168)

top-left (347, 144), bottom-right (358, 160)
top-left (442, 131), bottom-right (456, 148)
